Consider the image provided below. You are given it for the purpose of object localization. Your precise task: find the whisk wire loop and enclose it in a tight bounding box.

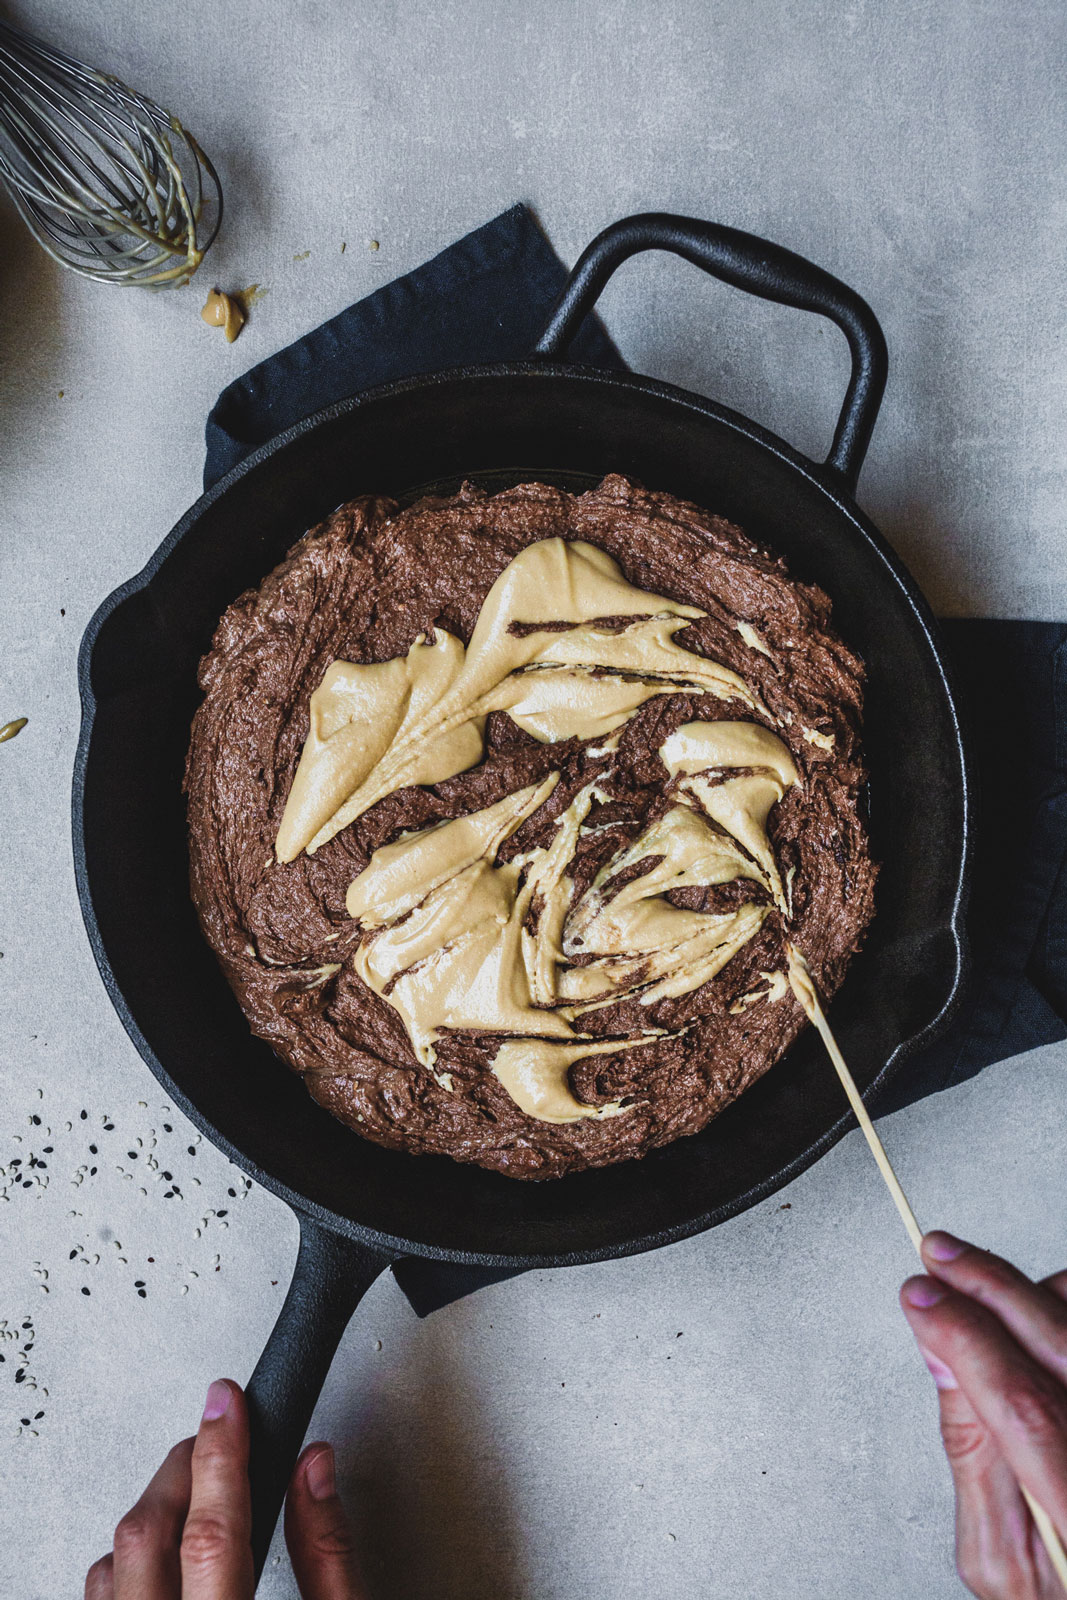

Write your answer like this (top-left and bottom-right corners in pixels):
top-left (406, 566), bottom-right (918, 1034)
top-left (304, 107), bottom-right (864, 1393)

top-left (0, 19), bottom-right (220, 286)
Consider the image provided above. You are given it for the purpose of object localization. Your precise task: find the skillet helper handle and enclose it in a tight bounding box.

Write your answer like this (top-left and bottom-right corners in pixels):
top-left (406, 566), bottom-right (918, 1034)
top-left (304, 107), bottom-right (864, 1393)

top-left (245, 1215), bottom-right (397, 1582)
top-left (534, 212), bottom-right (888, 493)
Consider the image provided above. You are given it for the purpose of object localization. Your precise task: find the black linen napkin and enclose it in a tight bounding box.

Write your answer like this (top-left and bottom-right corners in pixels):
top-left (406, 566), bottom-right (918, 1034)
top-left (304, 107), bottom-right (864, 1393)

top-left (204, 205), bottom-right (620, 486)
top-left (205, 205), bottom-right (1067, 1316)
top-left (875, 619), bottom-right (1067, 1112)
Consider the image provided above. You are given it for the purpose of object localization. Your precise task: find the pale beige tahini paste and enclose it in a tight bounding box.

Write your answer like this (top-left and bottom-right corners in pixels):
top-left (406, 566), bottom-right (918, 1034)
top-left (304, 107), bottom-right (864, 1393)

top-left (660, 721), bottom-right (799, 913)
top-left (342, 726), bottom-right (798, 1122)
top-left (558, 806), bottom-right (769, 1010)
top-left (281, 539), bottom-right (802, 1123)
top-left (276, 537), bottom-right (764, 862)
top-left (729, 969), bottom-right (790, 1013)
top-left (735, 620), bottom-right (775, 659)
top-left (349, 777), bottom-right (576, 1066)
top-left (785, 940), bottom-right (820, 1022)
top-left (491, 1036), bottom-right (656, 1125)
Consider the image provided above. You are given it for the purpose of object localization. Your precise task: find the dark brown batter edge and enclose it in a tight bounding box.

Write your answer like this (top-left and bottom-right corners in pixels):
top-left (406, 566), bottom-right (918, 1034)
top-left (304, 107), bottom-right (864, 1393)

top-left (185, 474), bottom-right (876, 1180)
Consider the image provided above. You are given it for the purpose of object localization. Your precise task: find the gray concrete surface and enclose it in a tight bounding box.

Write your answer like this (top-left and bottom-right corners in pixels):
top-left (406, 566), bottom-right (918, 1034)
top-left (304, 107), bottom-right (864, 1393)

top-left (0, 1), bottom-right (1064, 1595)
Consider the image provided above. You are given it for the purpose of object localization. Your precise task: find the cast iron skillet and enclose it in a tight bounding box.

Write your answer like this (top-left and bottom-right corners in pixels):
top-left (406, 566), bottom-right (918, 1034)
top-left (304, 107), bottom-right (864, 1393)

top-left (73, 214), bottom-right (970, 1578)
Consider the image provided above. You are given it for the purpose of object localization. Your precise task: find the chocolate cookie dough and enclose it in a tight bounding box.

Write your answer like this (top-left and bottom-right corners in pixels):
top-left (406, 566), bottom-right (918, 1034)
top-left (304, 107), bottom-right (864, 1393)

top-left (185, 474), bottom-right (876, 1179)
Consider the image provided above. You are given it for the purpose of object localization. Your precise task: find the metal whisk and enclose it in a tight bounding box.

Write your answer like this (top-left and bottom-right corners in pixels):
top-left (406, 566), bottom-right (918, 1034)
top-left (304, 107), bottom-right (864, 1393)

top-left (0, 20), bottom-right (221, 288)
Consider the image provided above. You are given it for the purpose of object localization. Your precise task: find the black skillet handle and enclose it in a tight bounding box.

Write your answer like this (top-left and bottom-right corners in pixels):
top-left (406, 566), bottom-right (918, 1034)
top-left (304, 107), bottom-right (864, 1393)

top-left (533, 212), bottom-right (888, 493)
top-left (245, 1215), bottom-right (399, 1582)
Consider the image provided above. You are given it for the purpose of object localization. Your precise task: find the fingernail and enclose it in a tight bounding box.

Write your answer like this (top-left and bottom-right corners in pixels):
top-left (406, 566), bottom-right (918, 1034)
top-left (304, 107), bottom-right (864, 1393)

top-left (202, 1380), bottom-right (232, 1422)
top-left (902, 1277), bottom-right (946, 1309)
top-left (923, 1231), bottom-right (967, 1263)
top-left (919, 1349), bottom-right (959, 1390)
top-left (305, 1445), bottom-right (335, 1502)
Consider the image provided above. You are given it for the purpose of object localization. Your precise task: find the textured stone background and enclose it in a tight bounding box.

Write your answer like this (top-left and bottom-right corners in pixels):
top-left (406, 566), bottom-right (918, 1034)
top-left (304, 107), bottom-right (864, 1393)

top-left (0, 2), bottom-right (1064, 1595)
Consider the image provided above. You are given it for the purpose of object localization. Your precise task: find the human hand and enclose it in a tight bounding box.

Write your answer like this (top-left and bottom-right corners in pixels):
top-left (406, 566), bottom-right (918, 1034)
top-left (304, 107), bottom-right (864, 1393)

top-left (901, 1232), bottom-right (1067, 1599)
top-left (84, 1378), bottom-right (368, 1599)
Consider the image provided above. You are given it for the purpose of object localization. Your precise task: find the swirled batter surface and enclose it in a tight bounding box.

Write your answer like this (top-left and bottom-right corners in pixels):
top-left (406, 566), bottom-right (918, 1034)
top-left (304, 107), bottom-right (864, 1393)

top-left (185, 475), bottom-right (876, 1178)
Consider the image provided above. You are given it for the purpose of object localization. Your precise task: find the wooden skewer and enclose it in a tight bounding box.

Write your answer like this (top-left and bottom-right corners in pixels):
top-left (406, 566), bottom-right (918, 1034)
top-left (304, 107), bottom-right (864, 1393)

top-left (785, 943), bottom-right (1067, 1591)
top-left (785, 945), bottom-right (923, 1253)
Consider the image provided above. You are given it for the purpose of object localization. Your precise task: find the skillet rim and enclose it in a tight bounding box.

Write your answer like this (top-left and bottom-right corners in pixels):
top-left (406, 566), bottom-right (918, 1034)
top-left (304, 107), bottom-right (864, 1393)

top-left (72, 358), bottom-right (972, 1267)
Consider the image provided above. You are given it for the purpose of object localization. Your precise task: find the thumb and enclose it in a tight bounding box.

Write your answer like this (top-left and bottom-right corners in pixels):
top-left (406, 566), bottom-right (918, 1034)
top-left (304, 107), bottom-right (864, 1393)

top-left (284, 1443), bottom-right (368, 1600)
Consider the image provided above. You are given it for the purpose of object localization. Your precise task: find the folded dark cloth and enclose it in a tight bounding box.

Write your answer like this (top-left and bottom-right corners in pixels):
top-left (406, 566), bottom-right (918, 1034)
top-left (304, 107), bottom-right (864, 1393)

top-left (204, 205), bottom-right (620, 487)
top-left (205, 205), bottom-right (1067, 1316)
top-left (875, 619), bottom-right (1067, 1111)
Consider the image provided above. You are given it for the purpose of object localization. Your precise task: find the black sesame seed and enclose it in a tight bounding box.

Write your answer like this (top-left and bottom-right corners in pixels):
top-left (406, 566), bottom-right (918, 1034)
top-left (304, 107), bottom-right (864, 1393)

top-left (81, 1286), bottom-right (90, 1296)
top-left (127, 1151), bottom-right (138, 1160)
top-left (8, 1158), bottom-right (20, 1167)
top-left (137, 1289), bottom-right (147, 1299)
top-left (34, 1411), bottom-right (43, 1420)
top-left (15, 1370), bottom-right (25, 1382)
top-left (20, 1418), bottom-right (29, 1427)
top-left (163, 1124), bottom-right (172, 1133)
top-left (103, 1123), bottom-right (114, 1131)
top-left (80, 1110), bottom-right (87, 1120)
top-left (69, 1249), bottom-right (77, 1260)
top-left (163, 1190), bottom-right (174, 1199)
top-left (89, 1145), bottom-right (97, 1155)
top-left (22, 1180), bottom-right (32, 1188)
top-left (0, 1353), bottom-right (6, 1362)
top-left (134, 1280), bottom-right (145, 1287)
top-left (217, 1209), bottom-right (228, 1218)
top-left (162, 1171), bottom-right (173, 1181)
top-left (90, 1167), bottom-right (97, 1176)
top-left (227, 1188), bottom-right (236, 1198)
top-left (30, 1115), bottom-right (41, 1125)
top-left (187, 1146), bottom-right (196, 1156)
top-left (42, 1146), bottom-right (52, 1154)
top-left (21, 1321), bottom-right (31, 1330)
